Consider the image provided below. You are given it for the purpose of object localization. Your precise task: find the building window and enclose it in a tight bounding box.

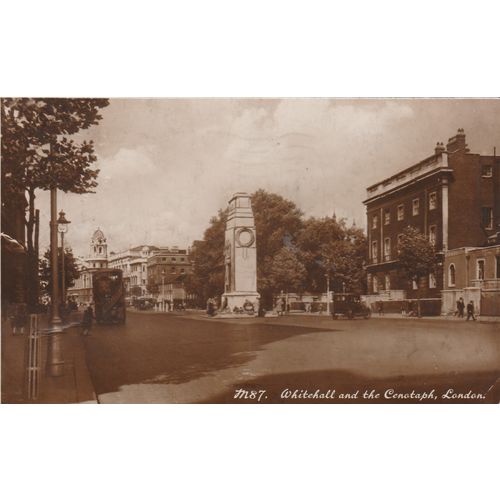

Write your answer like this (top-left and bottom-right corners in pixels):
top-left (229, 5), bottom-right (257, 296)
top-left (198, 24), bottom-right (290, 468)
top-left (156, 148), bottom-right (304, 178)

top-left (496, 256), bottom-right (500, 279)
top-left (171, 267), bottom-right (175, 273)
top-left (372, 241), bottom-right (378, 263)
top-left (481, 165), bottom-right (493, 177)
top-left (384, 209), bottom-right (390, 225)
top-left (372, 215), bottom-right (378, 229)
top-left (429, 273), bottom-right (436, 289)
top-left (384, 237), bottom-right (391, 261)
top-left (385, 274), bottom-right (390, 291)
top-left (162, 257), bottom-right (167, 262)
top-left (412, 198), bottom-right (420, 216)
top-left (448, 264), bottom-right (456, 287)
top-left (477, 259), bottom-right (485, 280)
top-left (397, 205), bottom-right (404, 221)
top-left (429, 225), bottom-right (437, 246)
top-left (397, 234), bottom-right (403, 254)
top-left (180, 257), bottom-right (185, 262)
top-left (172, 257), bottom-right (176, 261)
top-left (429, 192), bottom-right (437, 210)
top-left (482, 207), bottom-right (493, 229)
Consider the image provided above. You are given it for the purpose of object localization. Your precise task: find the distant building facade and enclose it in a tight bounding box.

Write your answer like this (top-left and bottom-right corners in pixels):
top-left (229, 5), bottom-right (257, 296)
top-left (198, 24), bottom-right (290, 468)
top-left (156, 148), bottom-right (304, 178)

top-left (442, 245), bottom-right (500, 317)
top-left (108, 245), bottom-right (158, 297)
top-left (363, 129), bottom-right (500, 299)
top-left (147, 246), bottom-right (193, 307)
top-left (68, 228), bottom-right (109, 304)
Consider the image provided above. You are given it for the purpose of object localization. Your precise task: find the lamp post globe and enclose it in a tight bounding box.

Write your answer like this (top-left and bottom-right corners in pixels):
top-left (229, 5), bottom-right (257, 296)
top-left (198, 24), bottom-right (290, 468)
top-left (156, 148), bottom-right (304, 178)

top-left (57, 210), bottom-right (71, 306)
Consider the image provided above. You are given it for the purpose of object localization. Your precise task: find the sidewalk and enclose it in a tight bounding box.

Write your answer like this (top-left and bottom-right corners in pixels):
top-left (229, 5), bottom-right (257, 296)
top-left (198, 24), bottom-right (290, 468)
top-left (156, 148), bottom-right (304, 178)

top-left (1, 311), bottom-right (98, 404)
top-left (370, 313), bottom-right (500, 322)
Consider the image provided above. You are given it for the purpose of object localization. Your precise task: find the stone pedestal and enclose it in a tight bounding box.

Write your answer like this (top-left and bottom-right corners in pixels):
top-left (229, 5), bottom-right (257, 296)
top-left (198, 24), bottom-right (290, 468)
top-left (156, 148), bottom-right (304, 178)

top-left (221, 192), bottom-right (260, 316)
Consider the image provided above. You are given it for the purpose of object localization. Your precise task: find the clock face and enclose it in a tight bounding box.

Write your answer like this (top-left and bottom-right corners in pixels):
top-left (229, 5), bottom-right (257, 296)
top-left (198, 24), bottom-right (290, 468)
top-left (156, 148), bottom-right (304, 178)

top-left (236, 228), bottom-right (255, 247)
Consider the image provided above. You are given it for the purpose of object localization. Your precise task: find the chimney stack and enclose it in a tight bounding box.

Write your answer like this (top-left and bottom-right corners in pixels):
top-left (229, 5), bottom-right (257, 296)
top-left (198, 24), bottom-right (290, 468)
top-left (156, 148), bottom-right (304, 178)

top-left (434, 142), bottom-right (445, 155)
top-left (447, 128), bottom-right (468, 153)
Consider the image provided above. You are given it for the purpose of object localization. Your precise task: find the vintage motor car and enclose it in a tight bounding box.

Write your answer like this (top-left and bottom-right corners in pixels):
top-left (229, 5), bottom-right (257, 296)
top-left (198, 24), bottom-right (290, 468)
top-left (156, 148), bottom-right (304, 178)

top-left (331, 293), bottom-right (371, 319)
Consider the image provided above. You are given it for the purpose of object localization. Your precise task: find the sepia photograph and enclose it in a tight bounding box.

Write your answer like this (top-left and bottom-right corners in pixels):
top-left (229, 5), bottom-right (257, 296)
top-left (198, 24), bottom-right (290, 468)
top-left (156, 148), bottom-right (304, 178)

top-left (2, 98), bottom-right (499, 404)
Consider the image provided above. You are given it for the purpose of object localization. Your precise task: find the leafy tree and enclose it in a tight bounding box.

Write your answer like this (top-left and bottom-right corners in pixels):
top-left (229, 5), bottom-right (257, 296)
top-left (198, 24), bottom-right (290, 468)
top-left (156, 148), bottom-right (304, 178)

top-left (297, 216), bottom-right (367, 294)
top-left (39, 247), bottom-right (80, 297)
top-left (397, 225), bottom-right (437, 315)
top-left (184, 210), bottom-right (227, 306)
top-left (267, 247), bottom-right (307, 294)
top-left (398, 226), bottom-right (437, 282)
top-left (251, 190), bottom-right (304, 306)
top-left (1, 98), bottom-right (109, 311)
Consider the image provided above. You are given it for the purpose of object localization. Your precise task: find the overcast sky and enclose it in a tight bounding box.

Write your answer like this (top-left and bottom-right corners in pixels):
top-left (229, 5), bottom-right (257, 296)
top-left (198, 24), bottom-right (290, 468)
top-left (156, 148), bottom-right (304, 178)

top-left (35, 98), bottom-right (500, 257)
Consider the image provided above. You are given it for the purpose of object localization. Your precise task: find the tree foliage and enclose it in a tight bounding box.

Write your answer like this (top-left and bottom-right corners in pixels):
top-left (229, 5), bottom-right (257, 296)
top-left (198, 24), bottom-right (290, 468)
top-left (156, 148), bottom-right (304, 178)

top-left (397, 226), bottom-right (437, 283)
top-left (187, 190), bottom-right (368, 307)
top-left (297, 216), bottom-right (367, 294)
top-left (184, 210), bottom-right (227, 305)
top-left (39, 246), bottom-right (80, 296)
top-left (267, 247), bottom-right (307, 294)
top-left (1, 98), bottom-right (109, 196)
top-left (1, 98), bottom-right (109, 310)
top-left (251, 190), bottom-right (304, 305)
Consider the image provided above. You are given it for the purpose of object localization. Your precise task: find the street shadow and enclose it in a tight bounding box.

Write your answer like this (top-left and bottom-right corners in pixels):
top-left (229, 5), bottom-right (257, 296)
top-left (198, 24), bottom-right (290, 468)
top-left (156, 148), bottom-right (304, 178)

top-left (84, 315), bottom-right (337, 396)
top-left (199, 369), bottom-right (500, 404)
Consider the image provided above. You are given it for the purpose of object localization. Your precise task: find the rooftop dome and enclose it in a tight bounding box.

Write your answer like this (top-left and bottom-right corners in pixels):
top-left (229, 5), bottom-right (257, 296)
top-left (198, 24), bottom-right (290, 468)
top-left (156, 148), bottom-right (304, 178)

top-left (92, 228), bottom-right (106, 242)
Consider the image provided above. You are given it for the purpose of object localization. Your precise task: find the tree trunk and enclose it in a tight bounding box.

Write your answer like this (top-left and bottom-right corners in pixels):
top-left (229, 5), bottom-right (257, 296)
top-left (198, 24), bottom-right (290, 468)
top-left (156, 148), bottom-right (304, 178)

top-left (34, 209), bottom-right (40, 308)
top-left (417, 277), bottom-right (422, 318)
top-left (25, 186), bottom-right (37, 312)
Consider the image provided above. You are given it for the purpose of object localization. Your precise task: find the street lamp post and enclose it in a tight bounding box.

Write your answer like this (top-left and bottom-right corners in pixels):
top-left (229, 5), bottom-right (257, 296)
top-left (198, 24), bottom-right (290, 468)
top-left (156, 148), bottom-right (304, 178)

top-left (161, 270), bottom-right (166, 311)
top-left (325, 272), bottom-right (330, 315)
top-left (47, 188), bottom-right (63, 376)
top-left (57, 210), bottom-right (71, 306)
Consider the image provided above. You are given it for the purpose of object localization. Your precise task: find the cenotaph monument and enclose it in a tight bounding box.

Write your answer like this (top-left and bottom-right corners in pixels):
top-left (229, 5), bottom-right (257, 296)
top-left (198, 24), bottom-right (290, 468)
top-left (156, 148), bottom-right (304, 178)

top-left (221, 192), bottom-right (260, 315)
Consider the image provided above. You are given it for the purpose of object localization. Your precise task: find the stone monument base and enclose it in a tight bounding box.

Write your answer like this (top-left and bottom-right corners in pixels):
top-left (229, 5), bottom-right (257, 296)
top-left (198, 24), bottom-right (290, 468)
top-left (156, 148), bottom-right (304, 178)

top-left (221, 291), bottom-right (260, 316)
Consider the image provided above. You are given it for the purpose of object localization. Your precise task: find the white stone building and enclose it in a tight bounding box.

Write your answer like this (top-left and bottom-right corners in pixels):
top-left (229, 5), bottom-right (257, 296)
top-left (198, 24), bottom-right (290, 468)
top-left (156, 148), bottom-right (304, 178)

top-left (68, 228), bottom-right (109, 304)
top-left (108, 245), bottom-right (158, 297)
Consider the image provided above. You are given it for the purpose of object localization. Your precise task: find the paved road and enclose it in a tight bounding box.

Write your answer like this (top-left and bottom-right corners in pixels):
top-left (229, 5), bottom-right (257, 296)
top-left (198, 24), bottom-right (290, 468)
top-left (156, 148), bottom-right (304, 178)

top-left (83, 311), bottom-right (500, 403)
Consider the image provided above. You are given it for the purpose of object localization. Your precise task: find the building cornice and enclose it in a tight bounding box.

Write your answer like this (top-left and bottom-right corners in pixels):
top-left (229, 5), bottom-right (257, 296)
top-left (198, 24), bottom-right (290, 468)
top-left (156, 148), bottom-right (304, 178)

top-left (363, 167), bottom-right (453, 205)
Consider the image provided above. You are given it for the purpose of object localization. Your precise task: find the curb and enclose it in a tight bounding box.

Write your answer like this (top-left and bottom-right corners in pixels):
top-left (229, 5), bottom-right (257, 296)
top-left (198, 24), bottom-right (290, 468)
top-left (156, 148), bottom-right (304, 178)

top-left (73, 332), bottom-right (99, 404)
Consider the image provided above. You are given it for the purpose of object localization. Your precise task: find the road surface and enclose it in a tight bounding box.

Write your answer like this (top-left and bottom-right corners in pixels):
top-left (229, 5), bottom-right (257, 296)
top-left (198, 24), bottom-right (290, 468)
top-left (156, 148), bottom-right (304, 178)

top-left (83, 310), bottom-right (500, 403)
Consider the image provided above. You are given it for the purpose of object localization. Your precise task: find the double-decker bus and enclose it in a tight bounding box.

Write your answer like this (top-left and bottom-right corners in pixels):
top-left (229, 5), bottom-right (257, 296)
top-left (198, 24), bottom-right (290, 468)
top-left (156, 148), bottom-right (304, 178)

top-left (92, 269), bottom-right (126, 324)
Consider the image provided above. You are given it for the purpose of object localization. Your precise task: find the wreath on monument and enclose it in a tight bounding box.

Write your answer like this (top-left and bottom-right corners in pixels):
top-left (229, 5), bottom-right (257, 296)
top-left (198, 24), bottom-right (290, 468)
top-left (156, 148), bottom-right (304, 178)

top-left (236, 228), bottom-right (255, 247)
top-left (243, 300), bottom-right (255, 313)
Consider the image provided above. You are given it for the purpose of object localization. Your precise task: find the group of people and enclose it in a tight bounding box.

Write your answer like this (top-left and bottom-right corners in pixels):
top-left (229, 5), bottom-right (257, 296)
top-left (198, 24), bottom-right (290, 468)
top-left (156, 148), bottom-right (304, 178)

top-left (455, 297), bottom-right (476, 321)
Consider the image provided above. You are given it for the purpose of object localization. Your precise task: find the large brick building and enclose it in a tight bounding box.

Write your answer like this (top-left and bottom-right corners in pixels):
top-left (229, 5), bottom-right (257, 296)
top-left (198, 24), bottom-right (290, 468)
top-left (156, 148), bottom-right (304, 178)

top-left (363, 129), bottom-right (499, 299)
top-left (147, 246), bottom-right (193, 307)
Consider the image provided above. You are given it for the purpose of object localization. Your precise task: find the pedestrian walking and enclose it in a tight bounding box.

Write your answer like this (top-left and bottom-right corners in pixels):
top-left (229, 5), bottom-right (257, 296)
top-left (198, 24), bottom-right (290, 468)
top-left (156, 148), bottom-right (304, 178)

top-left (276, 299), bottom-right (283, 316)
top-left (377, 301), bottom-right (384, 316)
top-left (281, 297), bottom-right (287, 316)
top-left (206, 297), bottom-right (215, 317)
top-left (466, 300), bottom-right (476, 321)
top-left (81, 304), bottom-right (94, 336)
top-left (457, 297), bottom-right (465, 318)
